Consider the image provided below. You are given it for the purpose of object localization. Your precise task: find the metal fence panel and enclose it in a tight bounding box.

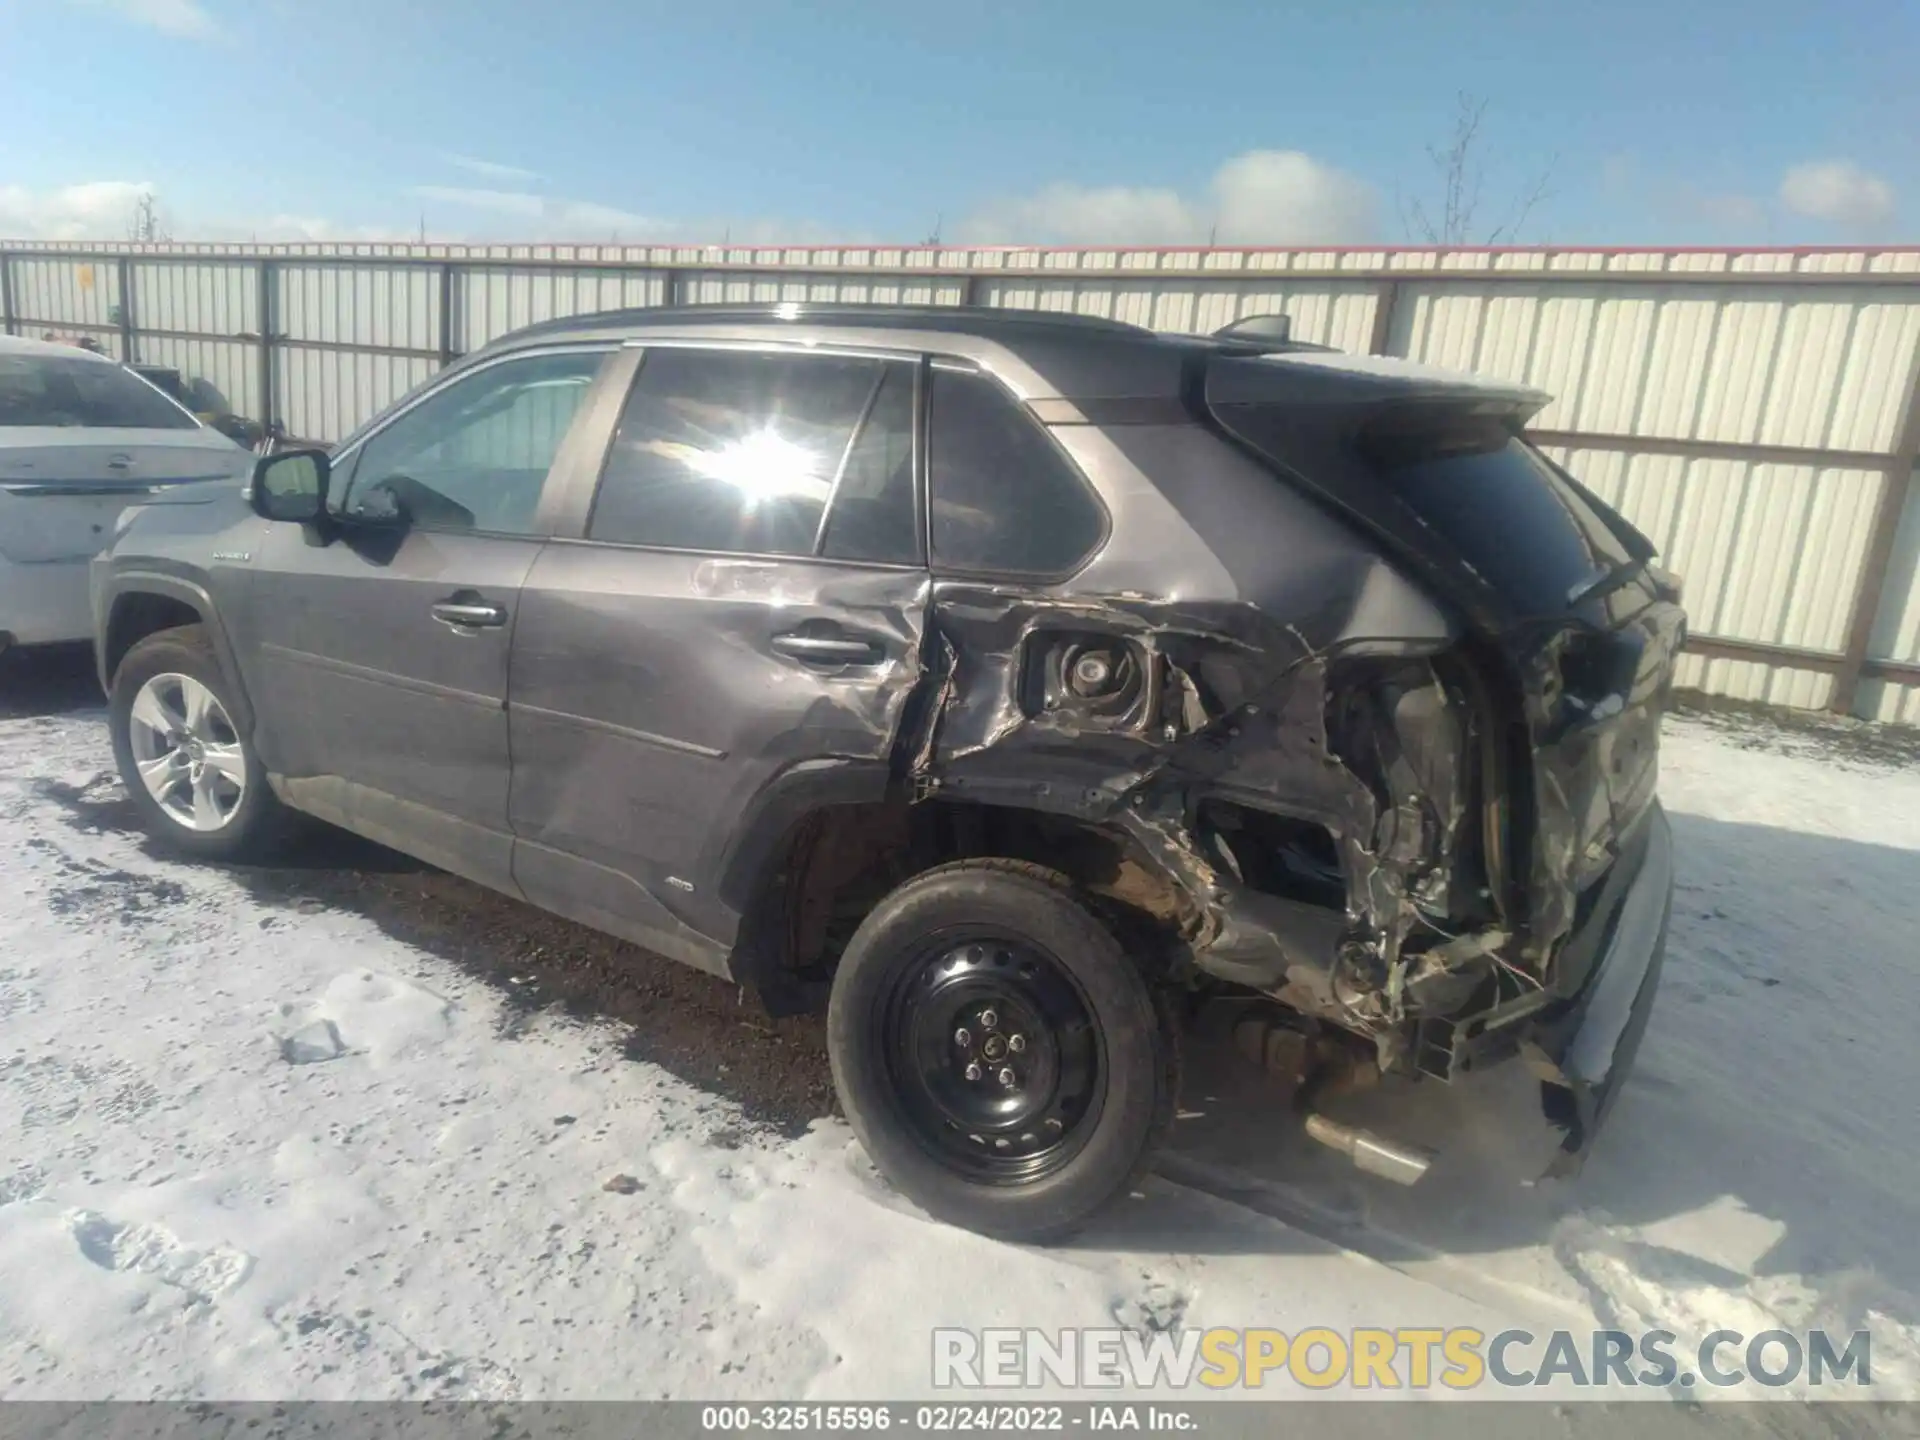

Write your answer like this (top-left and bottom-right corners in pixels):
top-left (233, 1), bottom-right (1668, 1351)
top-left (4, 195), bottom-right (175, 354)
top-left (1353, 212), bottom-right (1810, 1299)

top-left (975, 277), bottom-right (1378, 350)
top-left (131, 259), bottom-right (258, 339)
top-left (9, 255), bottom-right (127, 356)
top-left (1863, 465), bottom-right (1920, 724)
top-left (677, 272), bottom-right (965, 307)
top-left (275, 346), bottom-right (435, 444)
top-left (461, 266), bottom-right (665, 351)
top-left (7, 238), bottom-right (1920, 720)
top-left (277, 263), bottom-right (439, 356)
top-left (1391, 284), bottom-right (1920, 450)
top-left (1540, 444), bottom-right (1886, 709)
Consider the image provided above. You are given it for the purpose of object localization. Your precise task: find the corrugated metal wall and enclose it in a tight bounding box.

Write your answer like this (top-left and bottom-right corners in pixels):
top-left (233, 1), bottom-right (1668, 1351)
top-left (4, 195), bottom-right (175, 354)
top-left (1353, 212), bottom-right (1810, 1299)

top-left (5, 239), bottom-right (1919, 723)
top-left (1863, 467), bottom-right (1920, 725)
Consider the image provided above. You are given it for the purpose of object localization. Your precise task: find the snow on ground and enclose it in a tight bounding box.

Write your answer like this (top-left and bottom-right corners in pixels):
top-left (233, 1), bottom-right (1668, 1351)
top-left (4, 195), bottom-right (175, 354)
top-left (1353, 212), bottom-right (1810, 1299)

top-left (1, 685), bottom-right (1917, 1408)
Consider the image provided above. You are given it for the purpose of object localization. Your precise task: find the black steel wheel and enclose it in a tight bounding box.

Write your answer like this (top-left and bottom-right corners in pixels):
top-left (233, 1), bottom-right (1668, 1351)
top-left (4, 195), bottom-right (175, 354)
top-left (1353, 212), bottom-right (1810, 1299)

top-left (886, 932), bottom-right (1105, 1182)
top-left (828, 860), bottom-right (1176, 1242)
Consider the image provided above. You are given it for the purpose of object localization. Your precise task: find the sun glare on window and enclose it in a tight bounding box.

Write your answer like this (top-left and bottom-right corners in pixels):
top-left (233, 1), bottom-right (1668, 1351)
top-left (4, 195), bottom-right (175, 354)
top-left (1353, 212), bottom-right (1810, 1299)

top-left (684, 428), bottom-right (832, 511)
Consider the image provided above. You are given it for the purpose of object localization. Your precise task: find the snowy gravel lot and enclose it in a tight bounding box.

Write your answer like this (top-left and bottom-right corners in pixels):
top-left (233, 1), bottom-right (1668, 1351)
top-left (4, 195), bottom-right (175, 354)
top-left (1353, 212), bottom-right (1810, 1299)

top-left (2, 649), bottom-right (1918, 1410)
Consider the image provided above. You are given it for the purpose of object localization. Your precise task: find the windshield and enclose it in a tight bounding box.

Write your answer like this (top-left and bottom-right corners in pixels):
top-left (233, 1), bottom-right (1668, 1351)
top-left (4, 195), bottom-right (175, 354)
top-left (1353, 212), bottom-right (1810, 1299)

top-left (0, 353), bottom-right (200, 430)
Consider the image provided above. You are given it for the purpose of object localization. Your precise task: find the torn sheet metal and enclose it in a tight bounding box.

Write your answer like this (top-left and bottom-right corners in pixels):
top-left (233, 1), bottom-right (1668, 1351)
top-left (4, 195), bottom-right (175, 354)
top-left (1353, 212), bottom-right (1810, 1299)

top-left (903, 582), bottom-right (1498, 1064)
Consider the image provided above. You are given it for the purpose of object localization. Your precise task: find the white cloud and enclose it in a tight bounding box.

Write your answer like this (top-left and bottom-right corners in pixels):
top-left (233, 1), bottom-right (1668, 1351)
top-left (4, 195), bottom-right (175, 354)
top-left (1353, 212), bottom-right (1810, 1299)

top-left (0, 182), bottom-right (423, 243)
top-left (411, 186), bottom-right (670, 238)
top-left (0, 180), bottom-right (840, 247)
top-left (225, 216), bottom-right (420, 243)
top-left (1778, 160), bottom-right (1896, 230)
top-left (961, 181), bottom-right (1194, 247)
top-left (440, 154), bottom-right (544, 185)
top-left (0, 181), bottom-right (155, 240)
top-left (412, 186), bottom-right (548, 218)
top-left (958, 150), bottom-right (1377, 246)
top-left (1209, 152), bottom-right (1377, 245)
top-left (67, 0), bottom-right (220, 39)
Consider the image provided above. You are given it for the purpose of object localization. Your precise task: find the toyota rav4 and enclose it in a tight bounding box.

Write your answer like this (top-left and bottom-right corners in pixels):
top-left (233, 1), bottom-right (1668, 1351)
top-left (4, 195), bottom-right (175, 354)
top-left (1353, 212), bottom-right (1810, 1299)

top-left (91, 304), bottom-right (1684, 1240)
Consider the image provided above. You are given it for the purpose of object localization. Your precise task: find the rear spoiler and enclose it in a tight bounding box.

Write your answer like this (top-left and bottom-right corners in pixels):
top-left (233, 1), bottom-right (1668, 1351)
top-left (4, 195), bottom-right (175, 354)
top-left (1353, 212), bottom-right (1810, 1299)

top-left (1205, 351), bottom-right (1550, 427)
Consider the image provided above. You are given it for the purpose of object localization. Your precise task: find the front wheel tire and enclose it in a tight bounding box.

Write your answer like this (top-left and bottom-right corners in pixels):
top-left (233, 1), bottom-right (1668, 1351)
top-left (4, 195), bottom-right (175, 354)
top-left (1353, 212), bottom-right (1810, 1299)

top-left (827, 859), bottom-right (1176, 1242)
top-left (110, 624), bottom-right (288, 861)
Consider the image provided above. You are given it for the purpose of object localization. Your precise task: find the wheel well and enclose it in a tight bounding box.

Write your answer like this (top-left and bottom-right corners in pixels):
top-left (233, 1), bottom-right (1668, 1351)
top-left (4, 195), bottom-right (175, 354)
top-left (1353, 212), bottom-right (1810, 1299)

top-left (104, 592), bottom-right (203, 682)
top-left (749, 799), bottom-right (1199, 994)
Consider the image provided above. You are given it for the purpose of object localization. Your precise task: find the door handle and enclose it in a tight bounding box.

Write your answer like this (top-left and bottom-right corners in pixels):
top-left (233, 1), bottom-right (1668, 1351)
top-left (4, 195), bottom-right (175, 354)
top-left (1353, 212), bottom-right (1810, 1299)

top-left (770, 632), bottom-right (883, 666)
top-left (431, 597), bottom-right (508, 630)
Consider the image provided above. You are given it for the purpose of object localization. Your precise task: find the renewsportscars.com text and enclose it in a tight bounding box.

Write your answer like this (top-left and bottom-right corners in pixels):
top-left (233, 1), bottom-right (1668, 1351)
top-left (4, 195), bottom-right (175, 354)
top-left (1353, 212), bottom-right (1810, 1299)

top-left (931, 1326), bottom-right (1873, 1391)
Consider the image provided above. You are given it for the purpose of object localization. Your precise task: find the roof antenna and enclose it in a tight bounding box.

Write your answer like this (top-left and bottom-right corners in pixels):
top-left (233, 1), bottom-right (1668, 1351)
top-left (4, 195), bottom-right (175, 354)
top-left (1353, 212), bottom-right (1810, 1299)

top-left (1213, 313), bottom-right (1292, 343)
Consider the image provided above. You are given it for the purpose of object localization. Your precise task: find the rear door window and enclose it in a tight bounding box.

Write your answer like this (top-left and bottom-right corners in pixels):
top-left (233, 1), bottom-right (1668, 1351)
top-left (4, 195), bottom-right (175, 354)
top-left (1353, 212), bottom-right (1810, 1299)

top-left (589, 347), bottom-right (919, 562)
top-left (927, 363), bottom-right (1105, 576)
top-left (0, 353), bottom-right (198, 429)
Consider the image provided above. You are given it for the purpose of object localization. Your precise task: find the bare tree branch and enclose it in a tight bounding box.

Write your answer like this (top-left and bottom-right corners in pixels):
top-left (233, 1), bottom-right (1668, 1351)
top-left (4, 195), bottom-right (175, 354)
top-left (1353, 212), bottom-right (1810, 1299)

top-left (127, 192), bottom-right (168, 244)
top-left (1401, 93), bottom-right (1555, 246)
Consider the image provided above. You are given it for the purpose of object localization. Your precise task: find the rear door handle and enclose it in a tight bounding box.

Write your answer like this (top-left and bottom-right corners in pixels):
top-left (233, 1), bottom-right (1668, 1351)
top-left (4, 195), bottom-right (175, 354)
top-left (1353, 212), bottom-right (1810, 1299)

top-left (770, 632), bottom-right (883, 666)
top-left (431, 597), bottom-right (509, 631)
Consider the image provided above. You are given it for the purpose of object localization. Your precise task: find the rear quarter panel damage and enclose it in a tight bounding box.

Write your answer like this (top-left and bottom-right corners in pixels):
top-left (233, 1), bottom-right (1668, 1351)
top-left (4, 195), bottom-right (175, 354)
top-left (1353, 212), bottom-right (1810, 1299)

top-left (901, 421), bottom-right (1488, 1061)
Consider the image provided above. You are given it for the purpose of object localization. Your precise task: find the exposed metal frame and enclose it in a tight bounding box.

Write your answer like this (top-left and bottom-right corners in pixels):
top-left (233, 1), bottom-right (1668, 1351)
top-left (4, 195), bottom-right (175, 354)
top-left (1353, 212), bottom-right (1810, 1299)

top-left (5, 241), bottom-right (1918, 715)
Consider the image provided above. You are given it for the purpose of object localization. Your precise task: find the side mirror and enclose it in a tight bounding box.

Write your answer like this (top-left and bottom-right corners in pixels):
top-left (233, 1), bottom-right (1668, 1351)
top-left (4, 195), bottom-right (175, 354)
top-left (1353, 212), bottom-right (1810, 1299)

top-left (250, 448), bottom-right (330, 522)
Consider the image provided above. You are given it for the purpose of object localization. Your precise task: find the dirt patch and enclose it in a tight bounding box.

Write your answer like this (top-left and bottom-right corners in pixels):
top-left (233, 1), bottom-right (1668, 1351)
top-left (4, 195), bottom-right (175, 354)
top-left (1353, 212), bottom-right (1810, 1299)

top-left (20, 828), bottom-right (192, 927)
top-left (37, 779), bottom-right (834, 1136)
top-left (1673, 690), bottom-right (1920, 769)
top-left (234, 861), bottom-right (836, 1135)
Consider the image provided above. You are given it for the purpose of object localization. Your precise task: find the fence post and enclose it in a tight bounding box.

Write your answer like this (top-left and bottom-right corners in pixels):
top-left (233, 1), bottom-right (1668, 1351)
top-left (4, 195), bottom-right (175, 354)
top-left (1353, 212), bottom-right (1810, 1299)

top-left (438, 261), bottom-right (456, 368)
top-left (256, 259), bottom-right (276, 433)
top-left (0, 251), bottom-right (14, 336)
top-left (1368, 280), bottom-right (1401, 355)
top-left (1830, 345), bottom-right (1920, 717)
top-left (116, 256), bottom-right (137, 361)
top-left (963, 273), bottom-right (989, 308)
top-left (660, 267), bottom-right (681, 308)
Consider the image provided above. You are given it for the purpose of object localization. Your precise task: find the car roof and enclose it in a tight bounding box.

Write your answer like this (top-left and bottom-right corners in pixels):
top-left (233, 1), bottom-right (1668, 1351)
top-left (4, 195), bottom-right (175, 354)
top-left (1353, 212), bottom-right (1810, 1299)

top-left (0, 333), bottom-right (119, 363)
top-left (479, 303), bottom-right (1548, 409)
top-left (505, 302), bottom-right (1150, 345)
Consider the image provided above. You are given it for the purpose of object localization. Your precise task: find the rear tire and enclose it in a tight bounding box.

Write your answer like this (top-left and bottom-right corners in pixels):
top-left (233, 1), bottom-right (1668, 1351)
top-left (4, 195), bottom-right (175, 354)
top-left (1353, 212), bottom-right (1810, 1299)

top-left (109, 624), bottom-right (289, 862)
top-left (827, 859), bottom-right (1177, 1242)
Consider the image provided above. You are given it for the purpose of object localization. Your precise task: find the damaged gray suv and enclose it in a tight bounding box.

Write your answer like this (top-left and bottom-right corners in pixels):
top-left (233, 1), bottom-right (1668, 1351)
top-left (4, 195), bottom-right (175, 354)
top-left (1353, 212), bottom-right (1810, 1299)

top-left (91, 304), bottom-right (1684, 1240)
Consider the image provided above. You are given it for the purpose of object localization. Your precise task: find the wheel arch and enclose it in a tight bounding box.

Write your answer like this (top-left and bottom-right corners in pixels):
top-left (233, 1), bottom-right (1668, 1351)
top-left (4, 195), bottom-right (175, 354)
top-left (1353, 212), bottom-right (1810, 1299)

top-left (729, 791), bottom-right (1201, 1009)
top-left (101, 575), bottom-right (255, 734)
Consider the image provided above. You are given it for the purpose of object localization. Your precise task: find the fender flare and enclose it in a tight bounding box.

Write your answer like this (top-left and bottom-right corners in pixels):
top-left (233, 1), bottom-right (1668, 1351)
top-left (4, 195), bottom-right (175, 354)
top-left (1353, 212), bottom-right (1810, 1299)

top-left (99, 571), bottom-right (256, 735)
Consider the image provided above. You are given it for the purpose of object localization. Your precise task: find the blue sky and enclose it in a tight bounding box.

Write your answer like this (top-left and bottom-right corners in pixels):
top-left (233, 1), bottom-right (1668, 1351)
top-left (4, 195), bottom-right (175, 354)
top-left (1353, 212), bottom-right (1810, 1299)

top-left (1, 0), bottom-right (1912, 246)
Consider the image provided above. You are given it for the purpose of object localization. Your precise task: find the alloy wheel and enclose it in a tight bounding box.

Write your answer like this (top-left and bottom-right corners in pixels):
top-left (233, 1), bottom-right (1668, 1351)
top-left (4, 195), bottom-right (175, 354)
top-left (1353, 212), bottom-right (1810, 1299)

top-left (126, 672), bottom-right (247, 832)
